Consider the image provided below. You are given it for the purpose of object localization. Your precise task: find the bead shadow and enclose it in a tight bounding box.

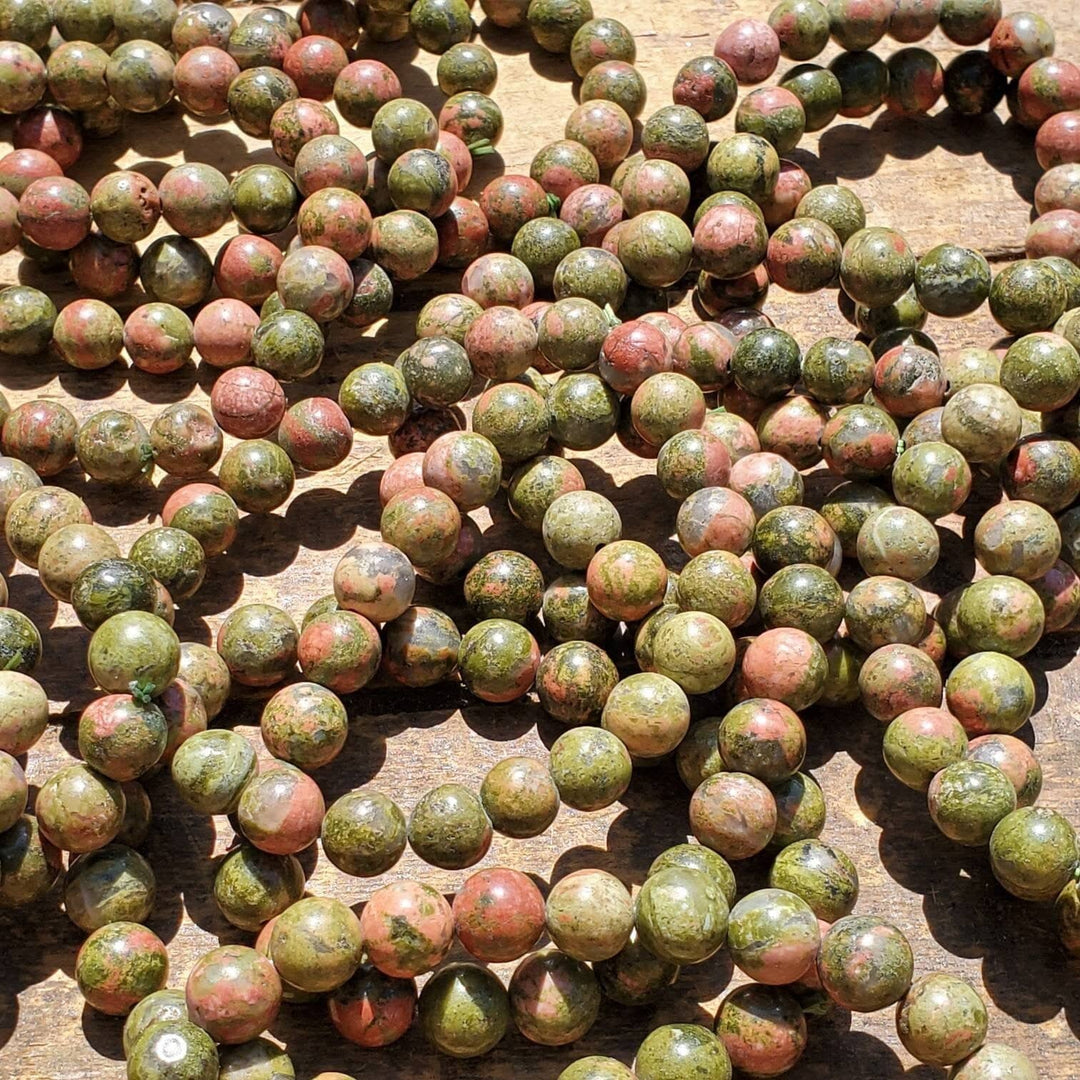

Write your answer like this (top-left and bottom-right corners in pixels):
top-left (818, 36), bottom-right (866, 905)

top-left (0, 888), bottom-right (78, 986)
top-left (0, 342), bottom-right (66, 392)
top-left (63, 472), bottom-right (162, 529)
top-left (126, 363), bottom-right (201, 406)
top-left (919, 844), bottom-right (1080, 1026)
top-left (353, 29), bottom-right (421, 67)
top-left (477, 20), bottom-right (535, 58)
top-left (127, 159), bottom-right (172, 187)
top-left (6, 571), bottom-right (57, 629)
top-left (303, 702), bottom-right (465, 806)
top-left (55, 708), bottom-right (81, 761)
top-left (57, 361), bottom-right (131, 403)
top-left (813, 108), bottom-right (1044, 218)
top-left (223, 512), bottom-right (301, 577)
top-left (801, 707), bottom-right (848, 771)
top-left (796, 1025), bottom-right (912, 1079)
top-left (80, 1004), bottom-right (124, 1062)
top-left (0, 995), bottom-right (17, 1052)
top-left (468, 147), bottom-right (509, 196)
top-left (529, 44), bottom-right (579, 86)
top-left (334, 449), bottom-right (392, 533)
top-left (460, 699), bottom-right (543, 741)
top-left (381, 60), bottom-right (446, 117)
top-left (173, 567), bottom-right (245, 623)
top-left (181, 128), bottom-right (284, 174)
top-left (33, 625), bottom-right (95, 715)
top-left (920, 523), bottom-right (977, 596)
top-left (142, 775), bottom-right (216, 946)
top-left (671, 947), bottom-right (735, 1015)
top-left (284, 487), bottom-right (363, 551)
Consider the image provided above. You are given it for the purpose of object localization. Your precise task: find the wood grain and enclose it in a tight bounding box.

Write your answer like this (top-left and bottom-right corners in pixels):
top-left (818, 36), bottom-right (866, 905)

top-left (2, 2), bottom-right (1080, 1078)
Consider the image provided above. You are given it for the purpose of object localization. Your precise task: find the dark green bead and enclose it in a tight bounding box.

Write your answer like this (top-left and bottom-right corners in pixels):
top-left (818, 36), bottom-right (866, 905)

top-left (780, 62), bottom-right (843, 131)
top-left (408, 783), bottom-right (492, 870)
top-left (127, 1019), bottom-right (218, 1080)
top-left (230, 164), bottom-right (298, 234)
top-left (409, 0), bottom-right (473, 53)
top-left (527, 0), bottom-right (593, 53)
top-left (928, 759), bottom-right (1017, 846)
top-left (128, 527), bottom-right (205, 602)
top-left (758, 563), bottom-right (844, 641)
top-left (419, 962), bottom-right (509, 1057)
top-left (634, 1024), bottom-right (731, 1080)
top-left (213, 843), bottom-right (304, 931)
top-left (916, 243), bottom-right (992, 317)
top-left (512, 218), bottom-right (581, 292)
top-left (990, 806), bottom-right (1079, 901)
top-left (990, 260), bottom-right (1068, 335)
top-left (731, 328), bottom-right (801, 399)
top-left (829, 49), bottom-right (889, 118)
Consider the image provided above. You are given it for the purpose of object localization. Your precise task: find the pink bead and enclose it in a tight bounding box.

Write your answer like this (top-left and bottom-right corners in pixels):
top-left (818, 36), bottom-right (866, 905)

top-left (173, 46), bottom-right (239, 117)
top-left (436, 130), bottom-right (473, 190)
top-left (194, 299), bottom-right (261, 368)
top-left (758, 159), bottom-right (813, 229)
top-left (214, 235), bottom-right (284, 305)
top-left (1025, 209), bottom-right (1080, 262)
top-left (1017, 58), bottom-right (1080, 128)
top-left (13, 105), bottom-right (83, 169)
top-left (0, 148), bottom-right (63, 198)
top-left (283, 35), bottom-right (348, 100)
top-left (379, 453), bottom-right (425, 506)
top-left (1035, 163), bottom-right (1080, 214)
top-left (1037, 110), bottom-right (1080, 170)
top-left (210, 366), bottom-right (287, 439)
top-left (714, 19), bottom-right (781, 84)
top-left (560, 183), bottom-right (624, 246)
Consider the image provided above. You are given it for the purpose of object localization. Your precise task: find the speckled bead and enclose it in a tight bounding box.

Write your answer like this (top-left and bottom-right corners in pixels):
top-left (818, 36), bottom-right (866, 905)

top-left (185, 945), bottom-right (282, 1044)
top-left (989, 807), bottom-right (1079, 901)
top-left (213, 843), bottom-right (304, 932)
top-left (769, 835), bottom-right (858, 920)
top-left (359, 878), bottom-right (454, 977)
top-left (382, 605), bottom-right (462, 688)
top-left (990, 259), bottom-right (1068, 335)
top-left (715, 984), bottom-right (804, 1077)
top-left (945, 650), bottom-right (1035, 737)
top-left (816, 915), bottom-right (913, 1012)
top-left (714, 18), bottom-right (781, 83)
top-left (544, 869), bottom-right (632, 963)
top-left (928, 759), bottom-right (1017, 846)
top-left (408, 783), bottom-right (493, 869)
top-left (269, 895), bottom-right (363, 993)
top-left (637, 1023), bottom-right (732, 1080)
top-left (418, 962), bottom-right (509, 1058)
top-left (75, 920), bottom-right (168, 1015)
top-left (171, 728), bottom-right (256, 815)
top-left (884, 706), bottom-right (969, 791)
top-left (690, 771), bottom-right (776, 859)
top-left (549, 726), bottom-right (632, 810)
top-left (954, 576), bottom-right (1045, 658)
top-left (216, 603), bottom-right (298, 687)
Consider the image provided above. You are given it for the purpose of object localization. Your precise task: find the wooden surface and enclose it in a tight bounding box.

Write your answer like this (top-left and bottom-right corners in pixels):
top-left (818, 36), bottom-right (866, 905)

top-left (3, 1), bottom-right (1080, 1077)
